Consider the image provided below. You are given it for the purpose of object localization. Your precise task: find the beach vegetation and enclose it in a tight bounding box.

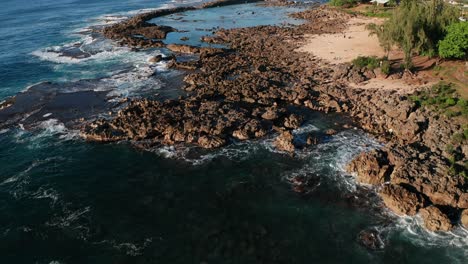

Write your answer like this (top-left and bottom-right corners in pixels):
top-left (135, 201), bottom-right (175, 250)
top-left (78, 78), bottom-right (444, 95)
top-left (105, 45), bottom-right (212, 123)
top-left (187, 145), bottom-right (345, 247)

top-left (329, 0), bottom-right (359, 7)
top-left (351, 56), bottom-right (392, 74)
top-left (363, 4), bottom-right (394, 18)
top-left (438, 22), bottom-right (468, 59)
top-left (452, 132), bottom-right (466, 144)
top-left (380, 59), bottom-right (391, 75)
top-left (367, 0), bottom-right (460, 69)
top-left (409, 82), bottom-right (468, 117)
top-left (352, 56), bottom-right (380, 70)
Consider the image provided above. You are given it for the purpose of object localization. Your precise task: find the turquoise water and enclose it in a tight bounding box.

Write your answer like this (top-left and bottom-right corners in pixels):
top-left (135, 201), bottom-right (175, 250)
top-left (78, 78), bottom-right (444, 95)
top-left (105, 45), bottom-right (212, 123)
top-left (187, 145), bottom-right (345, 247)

top-left (151, 3), bottom-right (305, 46)
top-left (0, 1), bottom-right (467, 263)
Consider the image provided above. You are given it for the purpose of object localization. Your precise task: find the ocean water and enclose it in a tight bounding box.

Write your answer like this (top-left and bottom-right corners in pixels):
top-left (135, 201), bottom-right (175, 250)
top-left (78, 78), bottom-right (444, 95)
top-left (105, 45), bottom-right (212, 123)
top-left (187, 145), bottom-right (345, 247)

top-left (0, 0), bottom-right (467, 263)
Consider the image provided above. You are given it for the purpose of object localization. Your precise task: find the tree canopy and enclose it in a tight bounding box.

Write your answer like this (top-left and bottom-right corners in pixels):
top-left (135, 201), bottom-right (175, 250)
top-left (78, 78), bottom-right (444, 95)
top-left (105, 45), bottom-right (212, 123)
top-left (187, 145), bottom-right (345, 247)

top-left (367, 0), bottom-right (460, 68)
top-left (438, 22), bottom-right (468, 59)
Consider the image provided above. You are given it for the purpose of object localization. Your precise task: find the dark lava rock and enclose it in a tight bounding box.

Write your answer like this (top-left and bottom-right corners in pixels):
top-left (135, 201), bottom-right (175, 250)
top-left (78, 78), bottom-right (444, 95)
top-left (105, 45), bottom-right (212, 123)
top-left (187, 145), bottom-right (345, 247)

top-left (357, 228), bottom-right (385, 250)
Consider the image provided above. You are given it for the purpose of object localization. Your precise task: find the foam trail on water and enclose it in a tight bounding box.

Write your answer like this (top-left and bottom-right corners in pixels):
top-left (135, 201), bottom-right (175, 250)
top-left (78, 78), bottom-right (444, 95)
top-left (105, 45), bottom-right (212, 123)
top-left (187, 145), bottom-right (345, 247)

top-left (282, 129), bottom-right (382, 192)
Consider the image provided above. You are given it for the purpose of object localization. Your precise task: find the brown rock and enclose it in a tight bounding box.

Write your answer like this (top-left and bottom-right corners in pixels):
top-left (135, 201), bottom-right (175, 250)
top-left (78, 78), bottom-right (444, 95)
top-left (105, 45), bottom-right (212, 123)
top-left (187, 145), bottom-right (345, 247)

top-left (379, 184), bottom-right (426, 216)
top-left (363, 69), bottom-right (376, 79)
top-left (197, 136), bottom-right (226, 149)
top-left (148, 55), bottom-right (163, 63)
top-left (274, 131), bottom-right (295, 153)
top-left (261, 108), bottom-right (279, 120)
top-left (306, 135), bottom-right (318, 145)
top-left (349, 70), bottom-right (366, 83)
top-left (461, 209), bottom-right (468, 228)
top-left (357, 229), bottom-right (384, 250)
top-left (458, 193), bottom-right (468, 209)
top-left (347, 150), bottom-right (392, 185)
top-left (232, 129), bottom-right (249, 140)
top-left (284, 114), bottom-right (302, 129)
top-left (166, 44), bottom-right (200, 54)
top-left (325, 129), bottom-right (337, 135)
top-left (419, 205), bottom-right (453, 232)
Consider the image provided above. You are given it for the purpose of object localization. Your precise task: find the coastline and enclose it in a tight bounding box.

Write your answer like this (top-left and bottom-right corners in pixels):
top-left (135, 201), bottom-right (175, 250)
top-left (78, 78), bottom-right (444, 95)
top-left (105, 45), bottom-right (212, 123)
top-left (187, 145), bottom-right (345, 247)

top-left (2, 0), bottom-right (467, 237)
top-left (90, 0), bottom-right (468, 233)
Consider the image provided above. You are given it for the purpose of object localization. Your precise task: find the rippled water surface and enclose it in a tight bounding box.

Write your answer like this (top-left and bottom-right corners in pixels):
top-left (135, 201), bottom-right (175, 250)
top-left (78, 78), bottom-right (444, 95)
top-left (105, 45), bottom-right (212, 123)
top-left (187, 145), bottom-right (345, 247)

top-left (0, 0), bottom-right (467, 263)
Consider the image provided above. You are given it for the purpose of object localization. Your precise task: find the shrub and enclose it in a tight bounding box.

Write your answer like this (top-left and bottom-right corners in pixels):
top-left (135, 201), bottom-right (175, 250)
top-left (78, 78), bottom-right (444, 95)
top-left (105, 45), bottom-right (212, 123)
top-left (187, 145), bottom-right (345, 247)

top-left (438, 22), bottom-right (468, 59)
top-left (452, 132), bottom-right (466, 143)
top-left (380, 60), bottom-right (391, 75)
top-left (445, 98), bottom-right (457, 106)
top-left (446, 144), bottom-right (455, 154)
top-left (444, 109), bottom-right (461, 117)
top-left (352, 56), bottom-right (380, 70)
top-left (460, 170), bottom-right (467, 179)
top-left (457, 98), bottom-right (467, 108)
top-left (329, 0), bottom-right (358, 7)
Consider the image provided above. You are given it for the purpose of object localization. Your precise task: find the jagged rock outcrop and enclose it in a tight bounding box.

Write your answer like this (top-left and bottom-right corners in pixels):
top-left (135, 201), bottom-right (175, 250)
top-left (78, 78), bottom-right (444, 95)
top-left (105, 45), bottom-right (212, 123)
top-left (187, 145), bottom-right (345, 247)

top-left (461, 209), bottom-right (468, 228)
top-left (347, 150), bottom-right (392, 185)
top-left (379, 184), bottom-right (427, 216)
top-left (419, 205), bottom-right (453, 232)
top-left (274, 131), bottom-right (295, 153)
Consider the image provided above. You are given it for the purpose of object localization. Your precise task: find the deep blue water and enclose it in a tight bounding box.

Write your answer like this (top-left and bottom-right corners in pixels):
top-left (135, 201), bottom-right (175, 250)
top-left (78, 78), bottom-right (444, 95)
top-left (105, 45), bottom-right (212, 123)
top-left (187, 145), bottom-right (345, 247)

top-left (0, 1), bottom-right (467, 263)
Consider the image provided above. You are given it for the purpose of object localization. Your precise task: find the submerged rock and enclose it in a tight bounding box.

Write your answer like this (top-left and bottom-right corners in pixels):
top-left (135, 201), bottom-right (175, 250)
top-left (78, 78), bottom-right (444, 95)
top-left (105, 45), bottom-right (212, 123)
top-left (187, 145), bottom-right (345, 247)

top-left (357, 228), bottom-right (385, 250)
top-left (148, 55), bottom-right (163, 63)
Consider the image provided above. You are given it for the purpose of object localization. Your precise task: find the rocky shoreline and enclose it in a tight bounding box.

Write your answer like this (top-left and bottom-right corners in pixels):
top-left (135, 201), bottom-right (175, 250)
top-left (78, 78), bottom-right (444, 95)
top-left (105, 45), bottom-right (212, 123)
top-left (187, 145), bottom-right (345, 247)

top-left (81, 1), bottom-right (468, 232)
top-left (1, 0), bottom-right (465, 233)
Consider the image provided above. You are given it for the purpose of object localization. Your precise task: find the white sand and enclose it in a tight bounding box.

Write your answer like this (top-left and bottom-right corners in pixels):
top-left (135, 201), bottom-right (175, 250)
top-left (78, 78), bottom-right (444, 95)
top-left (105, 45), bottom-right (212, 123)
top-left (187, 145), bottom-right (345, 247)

top-left (297, 17), bottom-right (385, 65)
top-left (297, 16), bottom-right (438, 92)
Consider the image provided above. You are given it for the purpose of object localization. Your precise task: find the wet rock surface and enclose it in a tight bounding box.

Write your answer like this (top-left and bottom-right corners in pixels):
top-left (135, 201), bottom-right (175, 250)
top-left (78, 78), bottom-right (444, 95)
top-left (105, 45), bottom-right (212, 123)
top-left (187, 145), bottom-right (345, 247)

top-left (461, 209), bottom-right (468, 228)
top-left (379, 184), bottom-right (427, 216)
top-left (357, 228), bottom-right (385, 250)
top-left (419, 205), bottom-right (453, 232)
top-left (347, 150), bottom-right (392, 185)
top-left (83, 4), bottom-right (353, 150)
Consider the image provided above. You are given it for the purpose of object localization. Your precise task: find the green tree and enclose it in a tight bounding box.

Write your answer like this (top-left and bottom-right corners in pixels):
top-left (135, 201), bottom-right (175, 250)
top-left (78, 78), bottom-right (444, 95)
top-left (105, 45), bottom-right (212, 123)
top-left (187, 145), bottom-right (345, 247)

top-left (438, 22), bottom-right (468, 59)
top-left (368, 0), bottom-right (459, 69)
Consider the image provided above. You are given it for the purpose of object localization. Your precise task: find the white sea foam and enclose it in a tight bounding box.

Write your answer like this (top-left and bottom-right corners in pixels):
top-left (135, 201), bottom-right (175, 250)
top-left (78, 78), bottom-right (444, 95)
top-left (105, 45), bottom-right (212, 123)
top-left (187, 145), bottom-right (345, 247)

top-left (0, 157), bottom-right (55, 187)
top-left (46, 206), bottom-right (91, 228)
top-left (32, 47), bottom-right (83, 64)
top-left (93, 237), bottom-right (154, 256)
top-left (0, 157), bottom-right (67, 201)
top-left (36, 119), bottom-right (79, 141)
top-left (31, 187), bottom-right (60, 206)
top-left (153, 139), bottom-right (263, 165)
top-left (32, 41), bottom-right (130, 65)
top-left (281, 129), bottom-right (381, 192)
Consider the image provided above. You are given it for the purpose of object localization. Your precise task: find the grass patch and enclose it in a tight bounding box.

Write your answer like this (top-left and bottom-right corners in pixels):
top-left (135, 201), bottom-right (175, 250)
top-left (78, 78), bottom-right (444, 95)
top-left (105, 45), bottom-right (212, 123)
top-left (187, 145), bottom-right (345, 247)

top-left (409, 82), bottom-right (468, 118)
top-left (432, 63), bottom-right (468, 100)
top-left (339, 3), bottom-right (395, 18)
top-left (362, 6), bottom-right (393, 18)
top-left (380, 60), bottom-right (391, 75)
top-left (329, 0), bottom-right (358, 7)
top-left (352, 56), bottom-right (380, 70)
